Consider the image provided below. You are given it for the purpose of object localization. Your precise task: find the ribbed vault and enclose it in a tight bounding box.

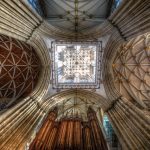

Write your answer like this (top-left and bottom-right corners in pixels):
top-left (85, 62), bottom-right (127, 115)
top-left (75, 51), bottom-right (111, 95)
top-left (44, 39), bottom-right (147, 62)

top-left (46, 89), bottom-right (108, 120)
top-left (0, 0), bottom-right (150, 150)
top-left (41, 0), bottom-right (112, 32)
top-left (0, 34), bottom-right (41, 110)
top-left (113, 34), bottom-right (150, 108)
top-left (44, 89), bottom-right (109, 113)
top-left (56, 96), bottom-right (100, 120)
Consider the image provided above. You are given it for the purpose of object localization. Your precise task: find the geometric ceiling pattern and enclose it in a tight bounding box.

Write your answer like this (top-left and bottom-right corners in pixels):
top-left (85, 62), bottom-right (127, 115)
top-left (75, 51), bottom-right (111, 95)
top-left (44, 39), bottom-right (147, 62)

top-left (55, 93), bottom-right (101, 121)
top-left (0, 35), bottom-right (41, 110)
top-left (113, 34), bottom-right (150, 109)
top-left (52, 41), bottom-right (101, 89)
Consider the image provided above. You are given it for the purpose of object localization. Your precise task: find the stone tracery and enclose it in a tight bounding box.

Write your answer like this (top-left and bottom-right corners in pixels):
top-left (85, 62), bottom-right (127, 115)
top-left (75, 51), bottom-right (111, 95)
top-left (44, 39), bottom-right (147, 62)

top-left (0, 0), bottom-right (149, 150)
top-left (0, 34), bottom-right (41, 109)
top-left (113, 34), bottom-right (150, 108)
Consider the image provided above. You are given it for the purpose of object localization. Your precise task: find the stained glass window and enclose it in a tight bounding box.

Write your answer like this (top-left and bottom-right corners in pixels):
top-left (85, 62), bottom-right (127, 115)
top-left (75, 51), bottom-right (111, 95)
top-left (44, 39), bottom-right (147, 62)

top-left (28, 0), bottom-right (43, 16)
top-left (103, 115), bottom-right (121, 148)
top-left (112, 0), bottom-right (122, 12)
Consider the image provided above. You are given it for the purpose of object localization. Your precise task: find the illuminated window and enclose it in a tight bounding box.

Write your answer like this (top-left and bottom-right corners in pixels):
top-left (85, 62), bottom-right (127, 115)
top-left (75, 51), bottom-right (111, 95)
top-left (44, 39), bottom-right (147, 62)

top-left (28, 0), bottom-right (43, 16)
top-left (52, 42), bottom-right (102, 89)
top-left (112, 0), bottom-right (122, 12)
top-left (103, 115), bottom-right (121, 148)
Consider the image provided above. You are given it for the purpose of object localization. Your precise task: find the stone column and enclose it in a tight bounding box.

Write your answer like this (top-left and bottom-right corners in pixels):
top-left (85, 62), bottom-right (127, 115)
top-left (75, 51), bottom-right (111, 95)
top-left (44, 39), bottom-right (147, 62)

top-left (106, 98), bottom-right (150, 150)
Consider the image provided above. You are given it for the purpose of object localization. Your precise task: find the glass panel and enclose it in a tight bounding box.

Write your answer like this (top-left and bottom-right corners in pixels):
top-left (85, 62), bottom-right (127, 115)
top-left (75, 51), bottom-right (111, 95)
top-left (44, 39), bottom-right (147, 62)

top-left (28, 0), bottom-right (43, 16)
top-left (111, 0), bottom-right (122, 12)
top-left (103, 115), bottom-right (122, 149)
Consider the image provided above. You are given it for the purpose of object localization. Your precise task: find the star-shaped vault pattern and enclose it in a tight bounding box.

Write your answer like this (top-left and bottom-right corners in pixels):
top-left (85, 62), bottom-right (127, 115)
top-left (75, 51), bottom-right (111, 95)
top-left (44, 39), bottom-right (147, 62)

top-left (0, 35), bottom-right (41, 109)
top-left (52, 42), bottom-right (101, 89)
top-left (113, 34), bottom-right (150, 108)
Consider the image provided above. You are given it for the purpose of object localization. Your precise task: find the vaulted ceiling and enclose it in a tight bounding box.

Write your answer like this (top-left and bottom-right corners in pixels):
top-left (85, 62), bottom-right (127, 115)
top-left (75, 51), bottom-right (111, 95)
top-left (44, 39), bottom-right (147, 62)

top-left (40, 0), bottom-right (112, 33)
top-left (0, 1), bottom-right (150, 149)
top-left (47, 89), bottom-right (108, 121)
top-left (0, 35), bottom-right (41, 110)
top-left (113, 34), bottom-right (150, 109)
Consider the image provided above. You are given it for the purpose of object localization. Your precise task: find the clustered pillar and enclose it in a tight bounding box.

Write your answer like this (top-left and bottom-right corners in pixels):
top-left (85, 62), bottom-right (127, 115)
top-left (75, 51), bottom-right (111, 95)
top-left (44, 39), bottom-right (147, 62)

top-left (29, 107), bottom-right (108, 150)
top-left (106, 98), bottom-right (150, 150)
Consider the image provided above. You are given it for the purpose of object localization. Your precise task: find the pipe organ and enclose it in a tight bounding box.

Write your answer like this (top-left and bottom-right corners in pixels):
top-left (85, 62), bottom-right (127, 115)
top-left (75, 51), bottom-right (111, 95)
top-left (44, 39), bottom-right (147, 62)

top-left (83, 122), bottom-right (93, 150)
top-left (88, 107), bottom-right (108, 150)
top-left (29, 107), bottom-right (108, 150)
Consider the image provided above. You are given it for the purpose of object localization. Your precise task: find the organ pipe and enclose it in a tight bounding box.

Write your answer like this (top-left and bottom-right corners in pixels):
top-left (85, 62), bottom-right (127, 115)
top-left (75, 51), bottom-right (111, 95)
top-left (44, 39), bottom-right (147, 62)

top-left (88, 107), bottom-right (108, 150)
top-left (46, 122), bottom-right (58, 150)
top-left (73, 118), bottom-right (82, 149)
top-left (40, 113), bottom-right (56, 150)
top-left (29, 107), bottom-right (108, 150)
top-left (83, 122), bottom-right (93, 150)
top-left (65, 119), bottom-right (74, 149)
top-left (29, 107), bottom-right (57, 150)
top-left (56, 119), bottom-right (68, 149)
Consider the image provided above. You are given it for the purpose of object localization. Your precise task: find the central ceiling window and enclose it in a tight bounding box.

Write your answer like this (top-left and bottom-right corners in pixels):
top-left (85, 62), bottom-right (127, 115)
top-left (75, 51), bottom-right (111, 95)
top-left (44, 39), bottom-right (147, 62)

top-left (52, 41), bottom-right (102, 89)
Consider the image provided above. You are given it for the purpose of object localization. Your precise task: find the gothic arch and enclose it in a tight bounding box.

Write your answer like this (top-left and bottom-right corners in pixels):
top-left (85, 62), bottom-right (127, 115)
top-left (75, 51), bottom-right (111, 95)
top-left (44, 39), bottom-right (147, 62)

top-left (43, 89), bottom-right (110, 113)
